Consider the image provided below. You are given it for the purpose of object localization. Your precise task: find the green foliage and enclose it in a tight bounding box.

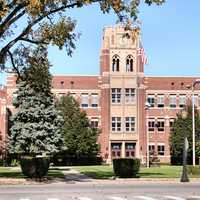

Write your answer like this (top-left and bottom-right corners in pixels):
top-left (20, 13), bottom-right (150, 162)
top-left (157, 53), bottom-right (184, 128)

top-left (56, 94), bottom-right (100, 158)
top-left (20, 156), bottom-right (50, 178)
top-left (113, 158), bottom-right (140, 178)
top-left (170, 105), bottom-right (200, 165)
top-left (9, 47), bottom-right (64, 155)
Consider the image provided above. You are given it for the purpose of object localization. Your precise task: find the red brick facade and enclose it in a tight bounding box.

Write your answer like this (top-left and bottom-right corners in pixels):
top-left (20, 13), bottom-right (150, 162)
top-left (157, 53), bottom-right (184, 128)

top-left (0, 26), bottom-right (200, 163)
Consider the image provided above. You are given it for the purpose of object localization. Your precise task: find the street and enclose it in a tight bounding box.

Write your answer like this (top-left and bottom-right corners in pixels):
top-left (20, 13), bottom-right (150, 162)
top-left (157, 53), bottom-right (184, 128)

top-left (0, 182), bottom-right (200, 200)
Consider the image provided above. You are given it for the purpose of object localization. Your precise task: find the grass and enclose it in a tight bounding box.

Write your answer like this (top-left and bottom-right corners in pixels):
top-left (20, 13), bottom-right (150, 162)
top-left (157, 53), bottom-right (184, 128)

top-left (0, 167), bottom-right (65, 179)
top-left (73, 165), bottom-right (200, 179)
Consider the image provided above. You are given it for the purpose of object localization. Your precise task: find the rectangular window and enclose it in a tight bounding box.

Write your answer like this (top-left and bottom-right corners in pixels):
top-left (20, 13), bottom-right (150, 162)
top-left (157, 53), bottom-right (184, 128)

top-left (125, 88), bottom-right (135, 103)
top-left (169, 95), bottom-right (176, 108)
top-left (158, 145), bottom-right (165, 156)
top-left (112, 117), bottom-right (121, 132)
top-left (148, 118), bottom-right (155, 132)
top-left (90, 117), bottom-right (99, 128)
top-left (111, 88), bottom-right (121, 103)
top-left (147, 95), bottom-right (155, 107)
top-left (157, 119), bottom-right (165, 132)
top-left (170, 118), bottom-right (175, 131)
top-left (125, 143), bottom-right (135, 157)
top-left (91, 94), bottom-right (98, 107)
top-left (149, 144), bottom-right (155, 155)
top-left (111, 143), bottom-right (121, 158)
top-left (125, 117), bottom-right (135, 132)
top-left (179, 95), bottom-right (186, 108)
top-left (157, 94), bottom-right (164, 108)
top-left (81, 93), bottom-right (89, 108)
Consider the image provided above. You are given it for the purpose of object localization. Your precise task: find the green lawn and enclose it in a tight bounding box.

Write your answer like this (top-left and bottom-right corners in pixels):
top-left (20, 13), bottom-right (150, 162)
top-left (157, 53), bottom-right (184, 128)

top-left (73, 165), bottom-right (200, 179)
top-left (0, 167), bottom-right (65, 179)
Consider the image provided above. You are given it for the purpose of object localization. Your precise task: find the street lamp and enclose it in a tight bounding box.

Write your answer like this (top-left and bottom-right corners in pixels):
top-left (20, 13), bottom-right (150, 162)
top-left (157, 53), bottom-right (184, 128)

top-left (180, 109), bottom-right (189, 182)
top-left (192, 79), bottom-right (200, 166)
top-left (145, 101), bottom-right (151, 168)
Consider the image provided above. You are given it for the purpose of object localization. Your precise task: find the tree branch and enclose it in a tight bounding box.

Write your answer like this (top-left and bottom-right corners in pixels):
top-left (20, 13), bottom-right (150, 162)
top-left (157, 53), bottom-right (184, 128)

top-left (7, 50), bottom-right (22, 79)
top-left (0, 3), bottom-right (26, 37)
top-left (20, 38), bottom-right (48, 45)
top-left (0, 0), bottom-right (102, 64)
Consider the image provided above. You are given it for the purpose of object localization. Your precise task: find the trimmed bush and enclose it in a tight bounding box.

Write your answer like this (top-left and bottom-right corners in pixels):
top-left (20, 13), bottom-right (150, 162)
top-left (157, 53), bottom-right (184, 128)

top-left (113, 158), bottom-right (140, 178)
top-left (187, 165), bottom-right (200, 175)
top-left (20, 156), bottom-right (50, 179)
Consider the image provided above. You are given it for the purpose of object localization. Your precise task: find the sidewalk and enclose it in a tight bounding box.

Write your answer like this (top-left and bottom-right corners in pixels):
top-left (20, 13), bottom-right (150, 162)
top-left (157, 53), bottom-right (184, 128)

top-left (60, 167), bottom-right (200, 185)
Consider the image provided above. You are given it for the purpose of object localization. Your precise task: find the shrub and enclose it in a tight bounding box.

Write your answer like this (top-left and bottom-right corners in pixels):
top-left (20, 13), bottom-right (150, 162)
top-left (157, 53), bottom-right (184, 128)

top-left (20, 156), bottom-right (50, 179)
top-left (0, 159), bottom-right (3, 166)
top-left (113, 158), bottom-right (140, 178)
top-left (187, 165), bottom-right (200, 175)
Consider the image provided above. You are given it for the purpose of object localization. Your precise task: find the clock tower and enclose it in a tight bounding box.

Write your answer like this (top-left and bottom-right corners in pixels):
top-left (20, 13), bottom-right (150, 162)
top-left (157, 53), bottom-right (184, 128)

top-left (99, 26), bottom-right (146, 163)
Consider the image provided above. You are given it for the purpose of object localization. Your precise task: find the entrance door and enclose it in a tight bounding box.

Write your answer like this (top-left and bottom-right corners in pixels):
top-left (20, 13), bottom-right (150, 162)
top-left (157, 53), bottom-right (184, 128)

top-left (111, 143), bottom-right (122, 158)
top-left (125, 143), bottom-right (136, 158)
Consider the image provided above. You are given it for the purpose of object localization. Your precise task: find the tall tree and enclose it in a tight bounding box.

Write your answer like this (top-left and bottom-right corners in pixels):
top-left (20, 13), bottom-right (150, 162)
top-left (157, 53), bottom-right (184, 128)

top-left (0, 0), bottom-right (165, 75)
top-left (9, 46), bottom-right (64, 156)
top-left (170, 105), bottom-right (200, 165)
top-left (56, 94), bottom-right (100, 157)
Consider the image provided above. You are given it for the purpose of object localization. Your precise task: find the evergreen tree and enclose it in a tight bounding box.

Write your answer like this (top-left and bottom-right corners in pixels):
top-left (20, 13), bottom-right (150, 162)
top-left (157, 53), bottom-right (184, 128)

top-left (170, 105), bottom-right (200, 165)
top-left (9, 47), bottom-right (64, 156)
top-left (56, 94), bottom-right (100, 158)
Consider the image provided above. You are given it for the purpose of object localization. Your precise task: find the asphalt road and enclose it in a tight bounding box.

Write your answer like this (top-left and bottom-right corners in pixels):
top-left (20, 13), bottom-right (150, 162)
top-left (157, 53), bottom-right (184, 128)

top-left (0, 182), bottom-right (200, 200)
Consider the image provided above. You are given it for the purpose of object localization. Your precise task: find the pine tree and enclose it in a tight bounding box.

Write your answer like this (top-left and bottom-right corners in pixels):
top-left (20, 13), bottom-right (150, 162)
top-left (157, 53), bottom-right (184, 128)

top-left (9, 47), bottom-right (64, 156)
top-left (56, 94), bottom-right (100, 158)
top-left (170, 105), bottom-right (200, 165)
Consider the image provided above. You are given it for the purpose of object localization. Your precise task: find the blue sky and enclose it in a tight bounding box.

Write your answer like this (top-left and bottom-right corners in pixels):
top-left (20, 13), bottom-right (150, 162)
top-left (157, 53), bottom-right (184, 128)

top-left (1, 0), bottom-right (200, 84)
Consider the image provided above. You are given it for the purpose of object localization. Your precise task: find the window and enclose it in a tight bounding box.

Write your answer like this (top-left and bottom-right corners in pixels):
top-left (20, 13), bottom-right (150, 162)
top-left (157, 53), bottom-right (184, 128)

top-left (149, 144), bottom-right (155, 155)
top-left (157, 94), bottom-right (164, 108)
top-left (179, 95), bottom-right (186, 108)
top-left (81, 94), bottom-right (89, 108)
top-left (157, 119), bottom-right (165, 132)
top-left (147, 95), bottom-right (155, 107)
top-left (125, 143), bottom-right (135, 157)
top-left (125, 88), bottom-right (135, 103)
top-left (158, 145), bottom-right (165, 156)
top-left (111, 143), bottom-right (121, 158)
top-left (125, 117), bottom-right (135, 132)
top-left (194, 94), bottom-right (199, 107)
top-left (112, 117), bottom-right (121, 132)
top-left (169, 95), bottom-right (176, 108)
top-left (126, 55), bottom-right (133, 72)
top-left (170, 118), bottom-right (175, 131)
top-left (148, 118), bottom-right (155, 132)
top-left (111, 88), bottom-right (121, 103)
top-left (112, 55), bottom-right (120, 72)
top-left (90, 118), bottom-right (99, 128)
top-left (91, 94), bottom-right (98, 107)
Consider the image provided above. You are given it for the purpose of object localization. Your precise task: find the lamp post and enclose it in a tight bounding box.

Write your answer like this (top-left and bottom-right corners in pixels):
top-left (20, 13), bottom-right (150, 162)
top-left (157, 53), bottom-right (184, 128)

top-left (180, 109), bottom-right (189, 182)
top-left (145, 102), bottom-right (151, 168)
top-left (192, 79), bottom-right (200, 166)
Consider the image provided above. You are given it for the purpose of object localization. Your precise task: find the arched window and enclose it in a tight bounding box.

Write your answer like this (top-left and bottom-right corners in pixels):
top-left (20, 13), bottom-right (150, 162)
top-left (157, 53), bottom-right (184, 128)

top-left (112, 55), bottom-right (120, 72)
top-left (126, 55), bottom-right (134, 72)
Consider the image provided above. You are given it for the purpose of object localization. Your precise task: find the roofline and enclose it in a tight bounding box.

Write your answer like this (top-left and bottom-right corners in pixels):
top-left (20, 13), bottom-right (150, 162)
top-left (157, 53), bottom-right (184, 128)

top-left (146, 76), bottom-right (200, 78)
top-left (52, 74), bottom-right (99, 77)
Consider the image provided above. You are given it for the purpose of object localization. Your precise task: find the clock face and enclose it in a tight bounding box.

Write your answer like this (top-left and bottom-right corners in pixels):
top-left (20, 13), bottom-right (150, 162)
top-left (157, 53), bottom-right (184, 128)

top-left (117, 34), bottom-right (130, 47)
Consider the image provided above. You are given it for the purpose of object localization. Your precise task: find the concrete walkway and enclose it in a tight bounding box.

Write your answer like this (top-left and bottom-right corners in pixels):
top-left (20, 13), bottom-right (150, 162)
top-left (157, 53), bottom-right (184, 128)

top-left (59, 167), bottom-right (93, 183)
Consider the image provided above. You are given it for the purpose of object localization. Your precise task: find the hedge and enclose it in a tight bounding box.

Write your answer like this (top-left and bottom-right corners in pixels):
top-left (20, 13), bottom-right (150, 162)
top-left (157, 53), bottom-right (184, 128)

top-left (113, 158), bottom-right (140, 178)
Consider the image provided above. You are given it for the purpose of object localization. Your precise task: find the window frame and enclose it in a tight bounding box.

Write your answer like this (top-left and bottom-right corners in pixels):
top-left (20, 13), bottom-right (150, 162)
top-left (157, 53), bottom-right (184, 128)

top-left (112, 117), bottom-right (122, 132)
top-left (125, 117), bottom-right (135, 132)
top-left (111, 88), bottom-right (121, 103)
